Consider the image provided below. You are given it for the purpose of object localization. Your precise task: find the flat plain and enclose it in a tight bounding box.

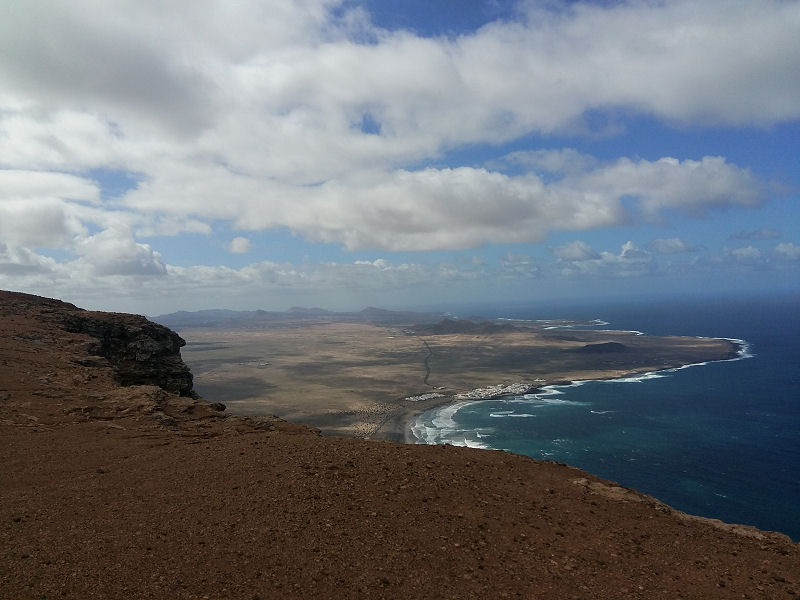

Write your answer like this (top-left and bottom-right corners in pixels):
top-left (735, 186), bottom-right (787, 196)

top-left (180, 318), bottom-right (738, 440)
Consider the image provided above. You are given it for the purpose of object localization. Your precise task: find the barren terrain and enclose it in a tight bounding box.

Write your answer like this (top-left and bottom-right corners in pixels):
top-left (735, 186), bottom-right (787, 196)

top-left (180, 320), bottom-right (737, 439)
top-left (2, 290), bottom-right (797, 600)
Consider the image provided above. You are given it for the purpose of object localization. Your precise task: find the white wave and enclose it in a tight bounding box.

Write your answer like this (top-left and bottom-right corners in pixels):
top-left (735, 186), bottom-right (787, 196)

top-left (724, 337), bottom-right (754, 360)
top-left (448, 436), bottom-right (491, 449)
top-left (412, 334), bottom-right (754, 447)
top-left (489, 412), bottom-right (536, 418)
top-left (411, 401), bottom-right (491, 447)
top-left (609, 371), bottom-right (667, 383)
top-left (431, 404), bottom-right (459, 430)
top-left (408, 419), bottom-right (437, 444)
top-left (595, 328), bottom-right (645, 336)
top-left (512, 393), bottom-right (587, 407)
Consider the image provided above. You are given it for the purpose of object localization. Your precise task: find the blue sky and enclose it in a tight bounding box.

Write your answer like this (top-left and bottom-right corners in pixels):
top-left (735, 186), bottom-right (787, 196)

top-left (0, 0), bottom-right (798, 315)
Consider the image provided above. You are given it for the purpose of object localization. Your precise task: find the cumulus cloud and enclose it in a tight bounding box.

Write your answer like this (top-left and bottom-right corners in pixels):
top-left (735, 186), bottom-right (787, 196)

top-left (0, 0), bottom-right (797, 309)
top-left (775, 242), bottom-right (800, 261)
top-left (119, 154), bottom-right (763, 252)
top-left (648, 237), bottom-right (695, 254)
top-left (0, 242), bottom-right (57, 275)
top-left (727, 246), bottom-right (762, 261)
top-left (551, 240), bottom-right (600, 261)
top-left (0, 170), bottom-right (98, 247)
top-left (228, 236), bottom-right (252, 254)
top-left (76, 227), bottom-right (167, 276)
top-left (0, 2), bottom-right (783, 255)
top-left (499, 253), bottom-right (539, 278)
top-left (552, 240), bottom-right (656, 278)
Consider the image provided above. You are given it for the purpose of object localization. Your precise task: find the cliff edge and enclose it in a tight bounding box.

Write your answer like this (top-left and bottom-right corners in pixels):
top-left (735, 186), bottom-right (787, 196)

top-left (1, 290), bottom-right (798, 600)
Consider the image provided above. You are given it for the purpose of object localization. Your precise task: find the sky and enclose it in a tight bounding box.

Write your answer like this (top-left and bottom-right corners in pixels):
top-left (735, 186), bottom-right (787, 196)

top-left (1, 0), bottom-right (799, 316)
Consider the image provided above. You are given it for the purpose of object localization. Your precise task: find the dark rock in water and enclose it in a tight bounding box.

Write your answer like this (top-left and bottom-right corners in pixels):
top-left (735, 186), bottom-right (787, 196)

top-left (61, 311), bottom-right (195, 397)
top-left (571, 341), bottom-right (629, 353)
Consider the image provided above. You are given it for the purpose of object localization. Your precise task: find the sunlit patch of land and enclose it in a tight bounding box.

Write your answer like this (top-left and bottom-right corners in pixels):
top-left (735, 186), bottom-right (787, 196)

top-left (179, 317), bottom-right (738, 441)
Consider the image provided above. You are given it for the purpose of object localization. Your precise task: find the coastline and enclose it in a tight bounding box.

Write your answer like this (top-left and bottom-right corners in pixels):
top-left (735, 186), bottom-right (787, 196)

top-left (393, 337), bottom-right (750, 446)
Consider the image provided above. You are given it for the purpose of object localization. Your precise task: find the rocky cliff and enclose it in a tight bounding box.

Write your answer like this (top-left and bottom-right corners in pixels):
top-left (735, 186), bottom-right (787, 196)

top-left (61, 310), bottom-right (194, 396)
top-left (0, 291), bottom-right (194, 396)
top-left (1, 290), bottom-right (798, 600)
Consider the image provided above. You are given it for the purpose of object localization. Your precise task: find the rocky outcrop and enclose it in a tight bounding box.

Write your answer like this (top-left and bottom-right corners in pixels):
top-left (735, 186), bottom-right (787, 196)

top-left (411, 318), bottom-right (518, 335)
top-left (0, 290), bottom-right (194, 396)
top-left (61, 311), bottom-right (195, 396)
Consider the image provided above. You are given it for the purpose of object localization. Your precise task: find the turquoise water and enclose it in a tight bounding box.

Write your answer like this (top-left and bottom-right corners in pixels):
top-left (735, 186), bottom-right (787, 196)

top-left (411, 294), bottom-right (800, 540)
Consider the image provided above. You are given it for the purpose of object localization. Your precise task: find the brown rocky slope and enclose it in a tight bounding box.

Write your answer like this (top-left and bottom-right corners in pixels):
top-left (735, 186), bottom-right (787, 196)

top-left (1, 290), bottom-right (798, 600)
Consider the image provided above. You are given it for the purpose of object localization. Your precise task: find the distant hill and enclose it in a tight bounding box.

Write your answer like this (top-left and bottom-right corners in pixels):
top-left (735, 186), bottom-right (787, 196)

top-left (570, 341), bottom-right (629, 353)
top-left (410, 318), bottom-right (520, 335)
top-left (152, 306), bottom-right (445, 330)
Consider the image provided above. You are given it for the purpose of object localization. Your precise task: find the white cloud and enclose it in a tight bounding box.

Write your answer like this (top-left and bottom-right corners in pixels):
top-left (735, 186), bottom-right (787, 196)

top-left (727, 246), bottom-right (762, 261)
top-left (0, 170), bottom-right (98, 247)
top-left (499, 253), bottom-right (539, 278)
top-left (648, 237), bottom-right (694, 254)
top-left (118, 154), bottom-right (763, 252)
top-left (553, 240), bottom-right (656, 279)
top-left (551, 240), bottom-right (600, 261)
top-left (570, 156), bottom-right (763, 220)
top-left (76, 227), bottom-right (167, 276)
top-left (0, 242), bottom-right (57, 275)
top-left (775, 242), bottom-right (800, 261)
top-left (0, 1), bottom-right (797, 309)
top-left (0, 2), bottom-right (784, 255)
top-left (228, 236), bottom-right (252, 254)
top-left (1, 1), bottom-right (794, 176)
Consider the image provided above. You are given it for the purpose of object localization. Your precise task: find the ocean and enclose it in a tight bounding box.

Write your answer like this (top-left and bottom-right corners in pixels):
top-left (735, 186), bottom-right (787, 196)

top-left (410, 293), bottom-right (800, 541)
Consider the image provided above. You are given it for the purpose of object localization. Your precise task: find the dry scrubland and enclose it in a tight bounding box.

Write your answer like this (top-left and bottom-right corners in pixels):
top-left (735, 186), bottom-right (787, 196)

top-left (181, 322), bottom-right (737, 440)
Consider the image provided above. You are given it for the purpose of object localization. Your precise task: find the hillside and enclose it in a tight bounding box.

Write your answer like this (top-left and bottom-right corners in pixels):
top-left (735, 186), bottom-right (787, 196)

top-left (1, 290), bottom-right (798, 599)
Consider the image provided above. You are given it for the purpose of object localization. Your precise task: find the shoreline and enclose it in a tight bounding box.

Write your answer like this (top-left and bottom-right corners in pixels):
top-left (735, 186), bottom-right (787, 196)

top-left (389, 337), bottom-right (751, 446)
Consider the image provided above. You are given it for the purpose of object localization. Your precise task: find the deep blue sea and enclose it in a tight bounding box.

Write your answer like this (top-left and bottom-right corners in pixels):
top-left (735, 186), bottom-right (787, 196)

top-left (411, 293), bottom-right (800, 541)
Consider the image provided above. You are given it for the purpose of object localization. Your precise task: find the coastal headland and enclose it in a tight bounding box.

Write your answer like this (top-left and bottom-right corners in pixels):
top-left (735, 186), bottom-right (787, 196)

top-left (169, 309), bottom-right (740, 441)
top-left (2, 290), bottom-right (798, 599)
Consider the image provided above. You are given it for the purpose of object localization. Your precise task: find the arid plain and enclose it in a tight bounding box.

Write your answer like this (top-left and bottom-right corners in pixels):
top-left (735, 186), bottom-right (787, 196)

top-left (178, 315), bottom-right (739, 440)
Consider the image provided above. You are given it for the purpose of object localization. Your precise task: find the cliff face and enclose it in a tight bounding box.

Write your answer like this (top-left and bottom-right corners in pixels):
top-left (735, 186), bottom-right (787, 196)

top-left (61, 311), bottom-right (194, 396)
top-left (1, 289), bottom-right (798, 600)
top-left (0, 290), bottom-right (194, 397)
